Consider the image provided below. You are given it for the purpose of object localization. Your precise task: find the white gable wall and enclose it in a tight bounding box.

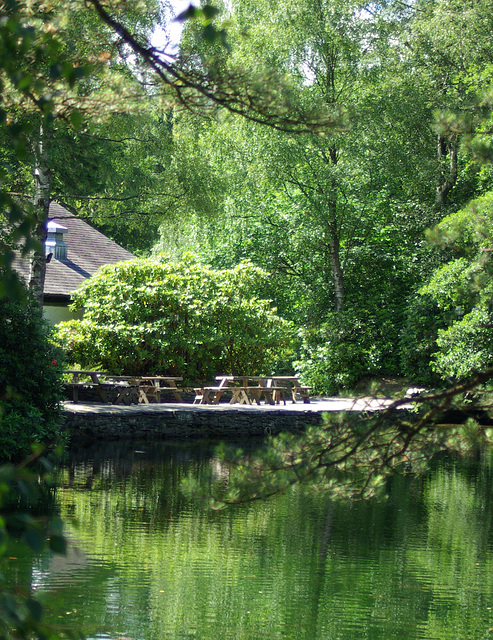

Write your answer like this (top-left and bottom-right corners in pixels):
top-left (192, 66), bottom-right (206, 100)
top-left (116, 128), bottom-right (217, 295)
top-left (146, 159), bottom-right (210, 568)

top-left (43, 302), bottom-right (83, 325)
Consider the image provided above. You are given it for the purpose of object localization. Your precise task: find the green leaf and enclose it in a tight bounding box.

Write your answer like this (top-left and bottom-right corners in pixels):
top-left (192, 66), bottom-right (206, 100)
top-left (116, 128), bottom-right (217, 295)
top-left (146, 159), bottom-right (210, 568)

top-left (70, 110), bottom-right (83, 129)
top-left (202, 5), bottom-right (220, 20)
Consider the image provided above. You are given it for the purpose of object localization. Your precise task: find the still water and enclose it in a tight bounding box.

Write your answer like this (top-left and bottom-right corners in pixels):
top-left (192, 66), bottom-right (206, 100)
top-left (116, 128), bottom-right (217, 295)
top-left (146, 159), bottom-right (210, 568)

top-left (8, 439), bottom-right (493, 639)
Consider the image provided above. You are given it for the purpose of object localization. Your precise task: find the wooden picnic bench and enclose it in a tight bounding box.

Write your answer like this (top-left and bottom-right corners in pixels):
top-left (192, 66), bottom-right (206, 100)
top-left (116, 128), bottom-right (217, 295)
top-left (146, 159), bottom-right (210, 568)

top-left (193, 374), bottom-right (232, 404)
top-left (271, 377), bottom-right (312, 403)
top-left (229, 385), bottom-right (287, 405)
top-left (193, 386), bottom-right (226, 405)
top-left (64, 371), bottom-right (184, 404)
top-left (218, 375), bottom-right (311, 404)
top-left (63, 370), bottom-right (114, 403)
top-left (105, 376), bottom-right (184, 404)
top-left (193, 375), bottom-right (311, 406)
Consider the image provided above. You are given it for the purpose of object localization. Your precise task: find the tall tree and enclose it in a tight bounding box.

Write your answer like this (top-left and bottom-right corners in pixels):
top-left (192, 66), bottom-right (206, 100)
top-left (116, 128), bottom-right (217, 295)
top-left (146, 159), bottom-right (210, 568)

top-left (29, 124), bottom-right (51, 306)
top-left (0, 0), bottom-right (162, 303)
top-left (403, 0), bottom-right (493, 208)
top-left (156, 0), bottom-right (446, 319)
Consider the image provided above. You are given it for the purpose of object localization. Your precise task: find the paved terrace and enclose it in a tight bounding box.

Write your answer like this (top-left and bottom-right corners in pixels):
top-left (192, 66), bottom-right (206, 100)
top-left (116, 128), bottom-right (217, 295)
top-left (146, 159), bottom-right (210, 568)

top-left (64, 396), bottom-right (396, 415)
top-left (63, 397), bottom-right (405, 441)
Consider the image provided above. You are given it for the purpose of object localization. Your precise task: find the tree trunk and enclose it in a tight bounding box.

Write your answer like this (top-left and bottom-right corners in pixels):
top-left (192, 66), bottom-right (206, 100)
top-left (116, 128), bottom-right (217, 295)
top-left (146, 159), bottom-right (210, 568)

top-left (29, 125), bottom-right (51, 309)
top-left (329, 235), bottom-right (345, 312)
top-left (326, 150), bottom-right (344, 312)
top-left (435, 135), bottom-right (458, 208)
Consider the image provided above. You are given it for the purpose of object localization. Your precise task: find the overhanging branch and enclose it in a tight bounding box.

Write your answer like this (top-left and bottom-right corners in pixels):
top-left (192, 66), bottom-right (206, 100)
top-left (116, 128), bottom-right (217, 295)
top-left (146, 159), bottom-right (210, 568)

top-left (86, 0), bottom-right (343, 134)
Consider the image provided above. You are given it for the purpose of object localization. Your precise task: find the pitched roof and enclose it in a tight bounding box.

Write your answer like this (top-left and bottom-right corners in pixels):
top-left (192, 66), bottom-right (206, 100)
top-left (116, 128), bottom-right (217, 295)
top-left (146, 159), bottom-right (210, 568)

top-left (13, 202), bottom-right (135, 301)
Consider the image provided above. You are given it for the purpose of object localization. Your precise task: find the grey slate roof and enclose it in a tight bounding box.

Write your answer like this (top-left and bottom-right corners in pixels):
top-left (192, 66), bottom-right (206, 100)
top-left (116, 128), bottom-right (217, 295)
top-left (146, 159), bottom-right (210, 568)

top-left (13, 202), bottom-right (135, 301)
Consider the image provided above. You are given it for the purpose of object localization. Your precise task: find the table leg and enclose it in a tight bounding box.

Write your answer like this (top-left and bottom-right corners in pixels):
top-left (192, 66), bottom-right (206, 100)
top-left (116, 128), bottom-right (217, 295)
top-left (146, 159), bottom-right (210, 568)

top-left (261, 389), bottom-right (275, 405)
top-left (210, 390), bottom-right (224, 404)
top-left (94, 385), bottom-right (108, 403)
top-left (168, 384), bottom-right (183, 402)
top-left (113, 385), bottom-right (138, 405)
top-left (230, 389), bottom-right (250, 404)
top-left (276, 389), bottom-right (286, 405)
top-left (71, 372), bottom-right (80, 402)
top-left (249, 389), bottom-right (263, 405)
top-left (137, 386), bottom-right (149, 404)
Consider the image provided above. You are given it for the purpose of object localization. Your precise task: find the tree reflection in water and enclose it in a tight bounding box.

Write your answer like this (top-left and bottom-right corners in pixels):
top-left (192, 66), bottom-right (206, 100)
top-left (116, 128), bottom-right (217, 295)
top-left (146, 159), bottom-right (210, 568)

top-left (6, 441), bottom-right (493, 640)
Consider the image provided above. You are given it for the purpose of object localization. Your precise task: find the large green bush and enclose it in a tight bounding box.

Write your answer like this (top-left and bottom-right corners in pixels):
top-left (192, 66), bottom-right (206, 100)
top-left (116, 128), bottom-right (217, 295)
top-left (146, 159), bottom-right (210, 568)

top-left (0, 298), bottom-right (64, 461)
top-left (398, 293), bottom-right (445, 385)
top-left (431, 307), bottom-right (493, 378)
top-left (54, 255), bottom-right (293, 380)
top-left (415, 194), bottom-right (493, 381)
top-left (294, 310), bottom-right (387, 395)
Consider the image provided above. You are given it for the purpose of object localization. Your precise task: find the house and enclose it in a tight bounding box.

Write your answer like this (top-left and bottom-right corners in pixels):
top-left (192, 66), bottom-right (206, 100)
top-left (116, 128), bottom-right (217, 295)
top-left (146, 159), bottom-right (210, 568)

top-left (13, 202), bottom-right (135, 324)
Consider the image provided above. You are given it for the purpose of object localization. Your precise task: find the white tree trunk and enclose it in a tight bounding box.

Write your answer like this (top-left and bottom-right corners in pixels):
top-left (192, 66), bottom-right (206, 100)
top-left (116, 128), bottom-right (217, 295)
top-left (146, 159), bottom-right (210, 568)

top-left (29, 125), bottom-right (51, 309)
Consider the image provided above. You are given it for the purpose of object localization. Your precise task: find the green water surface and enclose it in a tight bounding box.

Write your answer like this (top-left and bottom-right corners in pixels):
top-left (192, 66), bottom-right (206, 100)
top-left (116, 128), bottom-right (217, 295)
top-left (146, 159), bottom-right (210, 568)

top-left (7, 440), bottom-right (493, 640)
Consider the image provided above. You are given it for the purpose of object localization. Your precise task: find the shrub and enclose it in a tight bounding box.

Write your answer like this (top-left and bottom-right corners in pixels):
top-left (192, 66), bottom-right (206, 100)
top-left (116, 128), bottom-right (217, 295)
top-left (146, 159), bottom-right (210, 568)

top-left (294, 310), bottom-right (387, 395)
top-left (431, 307), bottom-right (493, 379)
top-left (398, 293), bottom-right (445, 386)
top-left (54, 255), bottom-right (293, 381)
top-left (0, 298), bottom-right (64, 461)
top-left (411, 192), bottom-right (493, 382)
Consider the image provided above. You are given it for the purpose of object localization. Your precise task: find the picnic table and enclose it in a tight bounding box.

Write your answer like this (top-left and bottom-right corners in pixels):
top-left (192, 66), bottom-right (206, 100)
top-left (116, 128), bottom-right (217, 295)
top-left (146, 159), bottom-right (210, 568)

top-left (193, 375), bottom-right (312, 406)
top-left (105, 376), bottom-right (184, 404)
top-left (63, 370), bottom-right (113, 403)
top-left (63, 371), bottom-right (183, 404)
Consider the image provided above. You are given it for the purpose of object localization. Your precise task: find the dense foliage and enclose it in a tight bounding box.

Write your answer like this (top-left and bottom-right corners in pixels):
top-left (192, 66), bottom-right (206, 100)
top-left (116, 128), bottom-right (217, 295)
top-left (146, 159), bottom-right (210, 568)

top-left (3, 0), bottom-right (493, 392)
top-left (1, 8), bottom-right (493, 639)
top-left (54, 256), bottom-right (293, 380)
top-left (417, 193), bottom-right (493, 379)
top-left (0, 454), bottom-right (72, 640)
top-left (294, 311), bottom-right (386, 395)
top-left (1, 0), bottom-right (493, 531)
top-left (148, 0), bottom-right (493, 392)
top-left (0, 297), bottom-right (64, 461)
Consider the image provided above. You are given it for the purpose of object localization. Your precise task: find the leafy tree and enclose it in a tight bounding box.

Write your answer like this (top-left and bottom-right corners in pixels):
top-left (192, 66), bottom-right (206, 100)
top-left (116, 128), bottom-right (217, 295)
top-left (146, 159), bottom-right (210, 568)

top-left (87, 0), bottom-right (341, 134)
top-left (294, 310), bottom-right (389, 395)
top-left (398, 291), bottom-right (446, 386)
top-left (54, 255), bottom-right (293, 380)
top-left (3, 0), bottom-right (493, 521)
top-left (417, 192), bottom-right (493, 379)
top-left (151, 0), bottom-right (462, 392)
top-left (49, 111), bottom-right (173, 254)
top-left (186, 0), bottom-right (493, 504)
top-left (0, 296), bottom-right (65, 461)
top-left (0, 0), bottom-right (140, 305)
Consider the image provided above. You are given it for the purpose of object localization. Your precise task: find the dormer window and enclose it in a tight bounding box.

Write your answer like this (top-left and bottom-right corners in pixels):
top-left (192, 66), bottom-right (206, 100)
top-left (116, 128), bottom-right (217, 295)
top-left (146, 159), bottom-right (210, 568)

top-left (45, 220), bottom-right (68, 261)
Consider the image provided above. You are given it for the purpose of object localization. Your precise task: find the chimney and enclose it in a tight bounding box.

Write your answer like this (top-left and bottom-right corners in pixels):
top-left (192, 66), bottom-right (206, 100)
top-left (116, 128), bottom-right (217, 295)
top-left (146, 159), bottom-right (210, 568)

top-left (45, 220), bottom-right (68, 260)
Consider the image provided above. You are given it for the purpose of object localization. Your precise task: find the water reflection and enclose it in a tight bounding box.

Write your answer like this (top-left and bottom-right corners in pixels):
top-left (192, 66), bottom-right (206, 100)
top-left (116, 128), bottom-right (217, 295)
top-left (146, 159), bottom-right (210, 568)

top-left (5, 441), bottom-right (493, 639)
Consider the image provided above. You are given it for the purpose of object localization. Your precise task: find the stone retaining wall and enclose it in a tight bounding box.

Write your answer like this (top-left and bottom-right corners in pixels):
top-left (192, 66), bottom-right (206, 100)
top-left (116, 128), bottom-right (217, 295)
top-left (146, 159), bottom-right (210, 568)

top-left (64, 406), bottom-right (324, 442)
